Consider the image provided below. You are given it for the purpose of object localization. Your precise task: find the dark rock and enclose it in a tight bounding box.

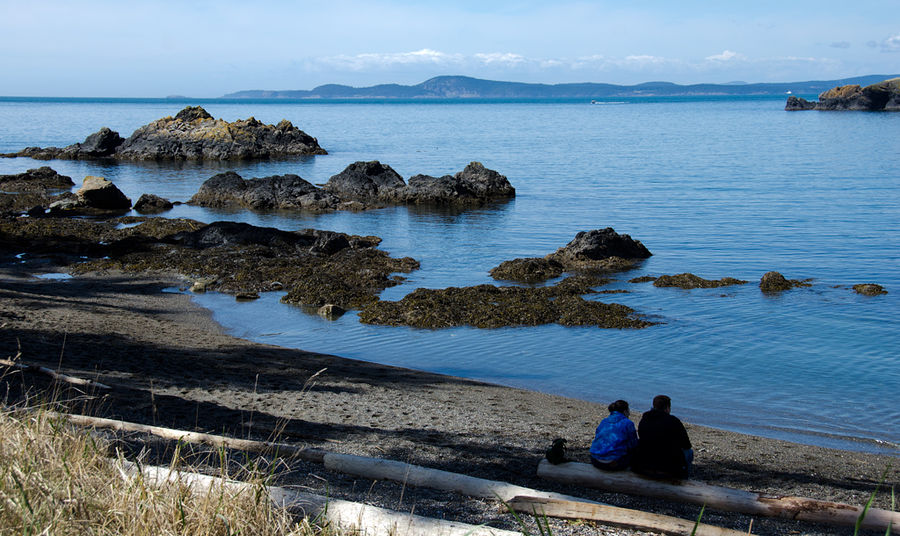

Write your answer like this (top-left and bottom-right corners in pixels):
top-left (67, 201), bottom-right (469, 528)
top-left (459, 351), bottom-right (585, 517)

top-left (629, 275), bottom-right (658, 283)
top-left (189, 171), bottom-right (340, 211)
top-left (3, 106), bottom-right (326, 161)
top-left (358, 277), bottom-right (651, 329)
top-left (324, 161), bottom-right (406, 201)
top-left (784, 96), bottom-right (817, 111)
top-left (852, 283), bottom-right (887, 296)
top-left (547, 228), bottom-right (651, 270)
top-left (654, 273), bottom-right (748, 289)
top-left (0, 167), bottom-right (74, 192)
top-left (72, 127), bottom-right (125, 157)
top-left (172, 221), bottom-right (318, 251)
top-left (400, 162), bottom-right (515, 205)
top-left (759, 271), bottom-right (811, 292)
top-left (310, 231), bottom-right (351, 256)
top-left (133, 193), bottom-right (173, 214)
top-left (489, 257), bottom-right (564, 283)
top-left (235, 292), bottom-right (260, 301)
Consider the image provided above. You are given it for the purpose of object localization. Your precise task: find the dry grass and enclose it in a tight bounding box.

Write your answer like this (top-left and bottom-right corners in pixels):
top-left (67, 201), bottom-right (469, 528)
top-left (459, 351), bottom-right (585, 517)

top-left (0, 406), bottom-right (339, 536)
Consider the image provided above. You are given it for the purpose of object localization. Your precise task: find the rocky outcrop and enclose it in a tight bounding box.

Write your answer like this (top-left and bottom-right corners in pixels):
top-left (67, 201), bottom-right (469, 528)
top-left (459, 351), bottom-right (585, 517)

top-left (489, 228), bottom-right (651, 284)
top-left (0, 167), bottom-right (74, 192)
top-left (785, 78), bottom-right (900, 111)
top-left (653, 273), bottom-right (747, 289)
top-left (324, 161), bottom-right (516, 206)
top-left (133, 194), bottom-right (173, 214)
top-left (784, 96), bottom-right (817, 111)
top-left (189, 161), bottom-right (515, 212)
top-left (358, 278), bottom-right (652, 329)
top-left (188, 171), bottom-right (344, 211)
top-left (852, 283), bottom-right (887, 296)
top-left (3, 106), bottom-right (326, 160)
top-left (759, 271), bottom-right (811, 292)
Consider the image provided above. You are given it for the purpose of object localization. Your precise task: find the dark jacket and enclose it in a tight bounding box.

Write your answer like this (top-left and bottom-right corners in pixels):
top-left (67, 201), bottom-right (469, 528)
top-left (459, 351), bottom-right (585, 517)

top-left (632, 408), bottom-right (692, 478)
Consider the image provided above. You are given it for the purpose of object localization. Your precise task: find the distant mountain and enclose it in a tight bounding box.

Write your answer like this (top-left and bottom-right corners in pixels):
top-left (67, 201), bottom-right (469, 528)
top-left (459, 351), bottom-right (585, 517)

top-left (222, 75), bottom-right (900, 99)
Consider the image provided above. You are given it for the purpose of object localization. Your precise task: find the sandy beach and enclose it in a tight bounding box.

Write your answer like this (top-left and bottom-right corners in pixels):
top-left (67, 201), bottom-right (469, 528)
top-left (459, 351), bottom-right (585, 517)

top-left (1, 257), bottom-right (897, 536)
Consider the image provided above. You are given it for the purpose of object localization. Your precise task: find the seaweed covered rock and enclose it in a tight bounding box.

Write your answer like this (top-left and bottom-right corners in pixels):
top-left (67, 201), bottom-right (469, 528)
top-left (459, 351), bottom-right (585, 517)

top-left (3, 106), bottom-right (327, 160)
top-left (786, 78), bottom-right (900, 111)
top-left (852, 283), bottom-right (887, 296)
top-left (358, 277), bottom-right (651, 329)
top-left (0, 167), bottom-right (74, 192)
top-left (189, 171), bottom-right (343, 211)
top-left (133, 193), bottom-right (173, 214)
top-left (654, 273), bottom-right (747, 289)
top-left (759, 271), bottom-right (811, 292)
top-left (489, 257), bottom-right (564, 283)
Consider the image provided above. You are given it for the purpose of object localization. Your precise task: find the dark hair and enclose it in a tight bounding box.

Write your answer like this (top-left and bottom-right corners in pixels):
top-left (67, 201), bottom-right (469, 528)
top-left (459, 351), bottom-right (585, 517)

top-left (608, 399), bottom-right (629, 414)
top-left (652, 394), bottom-right (671, 411)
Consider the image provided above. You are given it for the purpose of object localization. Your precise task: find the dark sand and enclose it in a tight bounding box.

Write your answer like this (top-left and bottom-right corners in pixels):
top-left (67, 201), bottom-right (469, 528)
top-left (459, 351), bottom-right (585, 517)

top-left (1, 259), bottom-right (897, 535)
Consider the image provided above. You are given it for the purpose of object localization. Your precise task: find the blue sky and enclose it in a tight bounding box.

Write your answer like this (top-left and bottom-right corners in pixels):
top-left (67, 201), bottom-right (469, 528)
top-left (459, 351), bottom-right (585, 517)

top-left (2, 0), bottom-right (899, 97)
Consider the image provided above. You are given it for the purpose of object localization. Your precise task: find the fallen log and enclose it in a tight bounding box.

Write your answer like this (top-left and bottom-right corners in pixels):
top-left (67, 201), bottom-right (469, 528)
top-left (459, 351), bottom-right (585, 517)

top-left (506, 496), bottom-right (749, 536)
top-left (537, 460), bottom-right (899, 532)
top-left (324, 451), bottom-right (591, 503)
top-left (125, 461), bottom-right (521, 536)
top-left (50, 412), bottom-right (327, 463)
top-left (0, 356), bottom-right (110, 389)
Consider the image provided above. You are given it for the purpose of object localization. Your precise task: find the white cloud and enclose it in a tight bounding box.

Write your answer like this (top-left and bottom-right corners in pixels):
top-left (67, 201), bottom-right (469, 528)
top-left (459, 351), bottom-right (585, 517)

top-left (623, 55), bottom-right (668, 65)
top-left (880, 33), bottom-right (900, 51)
top-left (705, 50), bottom-right (741, 62)
top-left (320, 49), bottom-right (465, 70)
top-left (473, 52), bottom-right (528, 65)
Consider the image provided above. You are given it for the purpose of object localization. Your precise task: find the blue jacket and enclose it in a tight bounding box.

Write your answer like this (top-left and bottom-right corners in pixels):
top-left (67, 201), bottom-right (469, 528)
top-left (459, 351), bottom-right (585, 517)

top-left (590, 412), bottom-right (638, 463)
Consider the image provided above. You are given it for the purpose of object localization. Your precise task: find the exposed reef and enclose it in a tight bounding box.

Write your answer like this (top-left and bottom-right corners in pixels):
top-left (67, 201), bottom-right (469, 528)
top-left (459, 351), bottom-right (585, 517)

top-left (853, 283), bottom-right (887, 296)
top-left (759, 271), bottom-right (812, 292)
top-left (3, 106), bottom-right (327, 161)
top-left (0, 215), bottom-right (417, 309)
top-left (133, 193), bottom-right (174, 214)
top-left (785, 78), bottom-right (900, 111)
top-left (358, 276), bottom-right (652, 329)
top-left (189, 161), bottom-right (515, 212)
top-left (490, 228), bottom-right (651, 284)
top-left (653, 273), bottom-right (748, 289)
top-left (0, 167), bottom-right (76, 214)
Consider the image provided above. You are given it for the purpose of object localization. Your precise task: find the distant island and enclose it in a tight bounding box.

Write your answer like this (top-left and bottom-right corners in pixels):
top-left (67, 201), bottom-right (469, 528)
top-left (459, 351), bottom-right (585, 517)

top-left (223, 74), bottom-right (900, 99)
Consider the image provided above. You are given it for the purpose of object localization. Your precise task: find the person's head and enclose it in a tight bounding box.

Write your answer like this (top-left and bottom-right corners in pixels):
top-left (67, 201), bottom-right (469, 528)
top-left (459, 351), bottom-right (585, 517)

top-left (608, 399), bottom-right (629, 416)
top-left (652, 395), bottom-right (672, 413)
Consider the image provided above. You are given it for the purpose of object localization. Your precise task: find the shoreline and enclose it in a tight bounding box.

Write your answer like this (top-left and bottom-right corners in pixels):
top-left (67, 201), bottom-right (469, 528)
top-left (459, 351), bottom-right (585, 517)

top-left (1, 259), bottom-right (897, 535)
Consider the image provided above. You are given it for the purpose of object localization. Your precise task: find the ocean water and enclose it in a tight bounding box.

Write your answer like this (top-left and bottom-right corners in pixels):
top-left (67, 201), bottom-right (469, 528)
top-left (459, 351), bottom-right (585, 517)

top-left (1, 96), bottom-right (898, 454)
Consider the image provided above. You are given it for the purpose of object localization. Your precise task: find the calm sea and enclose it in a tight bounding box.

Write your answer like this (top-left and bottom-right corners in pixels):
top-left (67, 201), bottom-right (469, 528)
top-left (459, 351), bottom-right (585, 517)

top-left (1, 96), bottom-right (897, 454)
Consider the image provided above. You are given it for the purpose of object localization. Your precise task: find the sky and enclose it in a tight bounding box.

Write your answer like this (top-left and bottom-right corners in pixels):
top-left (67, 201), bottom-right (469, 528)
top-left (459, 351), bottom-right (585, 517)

top-left (2, 0), bottom-right (899, 97)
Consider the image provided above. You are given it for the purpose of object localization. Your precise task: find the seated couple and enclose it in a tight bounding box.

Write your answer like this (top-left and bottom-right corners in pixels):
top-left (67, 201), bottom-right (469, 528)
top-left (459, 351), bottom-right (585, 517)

top-left (590, 395), bottom-right (694, 479)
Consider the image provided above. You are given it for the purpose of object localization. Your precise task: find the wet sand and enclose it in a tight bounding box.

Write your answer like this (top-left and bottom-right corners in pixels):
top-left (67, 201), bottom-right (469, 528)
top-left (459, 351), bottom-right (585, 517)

top-left (1, 259), bottom-right (897, 535)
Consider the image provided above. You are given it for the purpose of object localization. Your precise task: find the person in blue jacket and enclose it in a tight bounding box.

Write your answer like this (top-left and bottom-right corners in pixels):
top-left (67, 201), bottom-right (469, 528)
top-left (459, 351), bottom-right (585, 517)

top-left (589, 399), bottom-right (638, 471)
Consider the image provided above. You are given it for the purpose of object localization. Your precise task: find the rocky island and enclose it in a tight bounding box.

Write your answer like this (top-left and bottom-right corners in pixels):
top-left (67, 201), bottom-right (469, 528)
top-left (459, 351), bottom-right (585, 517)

top-left (785, 77), bottom-right (900, 111)
top-left (2, 106), bottom-right (326, 160)
top-left (189, 160), bottom-right (515, 211)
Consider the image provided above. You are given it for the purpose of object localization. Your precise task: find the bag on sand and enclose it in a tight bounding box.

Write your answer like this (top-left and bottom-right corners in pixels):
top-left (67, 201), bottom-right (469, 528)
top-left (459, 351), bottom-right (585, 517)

top-left (545, 437), bottom-right (569, 465)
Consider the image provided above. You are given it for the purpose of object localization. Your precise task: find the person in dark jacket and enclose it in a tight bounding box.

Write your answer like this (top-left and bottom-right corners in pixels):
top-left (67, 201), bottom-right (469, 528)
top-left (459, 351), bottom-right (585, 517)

top-left (589, 399), bottom-right (638, 471)
top-left (631, 395), bottom-right (693, 479)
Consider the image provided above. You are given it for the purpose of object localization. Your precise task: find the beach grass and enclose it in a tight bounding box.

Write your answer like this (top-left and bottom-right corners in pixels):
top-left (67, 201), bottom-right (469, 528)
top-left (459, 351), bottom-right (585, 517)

top-left (0, 404), bottom-right (341, 536)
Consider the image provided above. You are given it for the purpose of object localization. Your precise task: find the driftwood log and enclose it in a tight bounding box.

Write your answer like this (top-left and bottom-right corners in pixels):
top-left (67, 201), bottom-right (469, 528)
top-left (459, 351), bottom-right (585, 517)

top-left (123, 461), bottom-right (520, 536)
top-left (51, 412), bottom-right (327, 462)
top-left (537, 460), bottom-right (899, 532)
top-left (506, 496), bottom-right (750, 536)
top-left (0, 356), bottom-right (110, 389)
